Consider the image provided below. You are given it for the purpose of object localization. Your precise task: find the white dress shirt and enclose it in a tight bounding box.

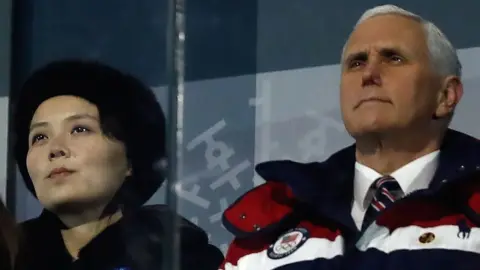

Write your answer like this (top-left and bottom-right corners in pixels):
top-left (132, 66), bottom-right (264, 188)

top-left (351, 150), bottom-right (440, 230)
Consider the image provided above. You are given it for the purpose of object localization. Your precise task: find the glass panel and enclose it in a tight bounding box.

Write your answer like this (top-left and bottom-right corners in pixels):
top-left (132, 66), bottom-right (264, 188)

top-left (12, 0), bottom-right (170, 222)
top-left (176, 0), bottom-right (480, 268)
top-left (9, 1), bottom-right (173, 269)
top-left (0, 0), bottom-right (12, 207)
top-left (174, 0), bottom-right (258, 257)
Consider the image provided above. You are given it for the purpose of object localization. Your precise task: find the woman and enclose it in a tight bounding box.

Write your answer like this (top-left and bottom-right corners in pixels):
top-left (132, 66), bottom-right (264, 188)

top-left (13, 59), bottom-right (224, 270)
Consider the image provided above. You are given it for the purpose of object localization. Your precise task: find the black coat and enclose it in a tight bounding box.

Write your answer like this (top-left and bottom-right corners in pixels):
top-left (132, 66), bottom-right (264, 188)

top-left (16, 205), bottom-right (224, 270)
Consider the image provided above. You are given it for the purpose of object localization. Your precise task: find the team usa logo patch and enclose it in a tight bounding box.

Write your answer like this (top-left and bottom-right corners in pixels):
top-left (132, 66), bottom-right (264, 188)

top-left (267, 228), bottom-right (310, 259)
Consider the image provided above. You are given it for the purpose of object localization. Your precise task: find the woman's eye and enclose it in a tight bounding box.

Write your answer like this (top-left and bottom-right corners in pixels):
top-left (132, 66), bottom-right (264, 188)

top-left (31, 134), bottom-right (46, 145)
top-left (71, 126), bottom-right (90, 134)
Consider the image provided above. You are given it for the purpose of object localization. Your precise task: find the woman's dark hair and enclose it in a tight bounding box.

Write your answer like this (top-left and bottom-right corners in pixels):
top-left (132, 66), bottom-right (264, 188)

top-left (0, 200), bottom-right (20, 270)
top-left (13, 59), bottom-right (166, 207)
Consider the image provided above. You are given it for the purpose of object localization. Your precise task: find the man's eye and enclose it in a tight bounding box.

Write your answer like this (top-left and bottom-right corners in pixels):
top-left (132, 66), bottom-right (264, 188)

top-left (349, 60), bottom-right (364, 68)
top-left (390, 55), bottom-right (403, 62)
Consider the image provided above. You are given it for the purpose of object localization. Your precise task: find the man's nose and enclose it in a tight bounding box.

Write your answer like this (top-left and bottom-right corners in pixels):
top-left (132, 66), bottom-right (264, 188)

top-left (361, 59), bottom-right (382, 87)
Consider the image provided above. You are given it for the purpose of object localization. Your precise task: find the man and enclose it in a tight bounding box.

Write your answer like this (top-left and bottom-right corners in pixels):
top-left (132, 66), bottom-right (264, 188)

top-left (220, 4), bottom-right (480, 270)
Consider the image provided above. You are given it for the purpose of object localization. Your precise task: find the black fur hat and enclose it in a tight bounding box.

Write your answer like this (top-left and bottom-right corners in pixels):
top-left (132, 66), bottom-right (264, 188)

top-left (13, 59), bottom-right (166, 207)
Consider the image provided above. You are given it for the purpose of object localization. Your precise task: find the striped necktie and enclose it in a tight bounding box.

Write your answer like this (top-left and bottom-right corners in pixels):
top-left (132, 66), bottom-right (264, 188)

top-left (361, 175), bottom-right (403, 232)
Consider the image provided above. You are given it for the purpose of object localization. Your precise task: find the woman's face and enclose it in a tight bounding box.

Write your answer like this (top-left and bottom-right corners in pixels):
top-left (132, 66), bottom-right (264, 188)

top-left (26, 95), bottom-right (131, 213)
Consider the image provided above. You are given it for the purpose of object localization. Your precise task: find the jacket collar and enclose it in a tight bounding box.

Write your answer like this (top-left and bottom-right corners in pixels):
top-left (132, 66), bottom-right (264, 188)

top-left (252, 129), bottom-right (480, 233)
top-left (223, 129), bottom-right (480, 238)
top-left (256, 129), bottom-right (480, 201)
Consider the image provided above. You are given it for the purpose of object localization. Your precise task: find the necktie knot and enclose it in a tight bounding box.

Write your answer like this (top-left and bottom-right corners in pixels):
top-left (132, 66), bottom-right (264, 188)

top-left (361, 175), bottom-right (403, 231)
top-left (373, 176), bottom-right (403, 201)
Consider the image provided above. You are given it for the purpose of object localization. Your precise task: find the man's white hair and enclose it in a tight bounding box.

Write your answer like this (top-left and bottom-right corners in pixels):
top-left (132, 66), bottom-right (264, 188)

top-left (341, 5), bottom-right (462, 77)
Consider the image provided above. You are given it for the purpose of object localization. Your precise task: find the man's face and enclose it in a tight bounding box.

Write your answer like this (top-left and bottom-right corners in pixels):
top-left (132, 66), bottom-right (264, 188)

top-left (340, 14), bottom-right (443, 138)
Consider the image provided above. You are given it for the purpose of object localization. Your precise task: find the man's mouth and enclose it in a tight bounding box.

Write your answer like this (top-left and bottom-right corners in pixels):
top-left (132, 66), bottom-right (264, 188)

top-left (355, 97), bottom-right (392, 108)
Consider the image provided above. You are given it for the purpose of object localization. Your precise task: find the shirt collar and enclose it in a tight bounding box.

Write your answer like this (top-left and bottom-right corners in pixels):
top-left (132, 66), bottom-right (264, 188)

top-left (354, 150), bottom-right (440, 210)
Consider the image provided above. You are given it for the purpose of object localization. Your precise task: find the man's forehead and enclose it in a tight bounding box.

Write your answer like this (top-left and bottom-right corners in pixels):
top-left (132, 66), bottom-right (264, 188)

top-left (344, 14), bottom-right (427, 55)
top-left (354, 14), bottom-right (423, 34)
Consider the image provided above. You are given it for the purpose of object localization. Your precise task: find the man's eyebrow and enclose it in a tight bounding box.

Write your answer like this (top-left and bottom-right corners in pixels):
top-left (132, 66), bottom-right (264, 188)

top-left (343, 51), bottom-right (368, 65)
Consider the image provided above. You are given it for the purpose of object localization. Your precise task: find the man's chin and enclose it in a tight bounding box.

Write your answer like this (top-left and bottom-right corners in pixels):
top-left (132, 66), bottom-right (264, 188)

top-left (347, 124), bottom-right (395, 138)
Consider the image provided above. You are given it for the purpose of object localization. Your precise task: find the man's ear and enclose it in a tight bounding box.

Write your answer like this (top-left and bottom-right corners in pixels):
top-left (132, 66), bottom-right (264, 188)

top-left (434, 76), bottom-right (463, 118)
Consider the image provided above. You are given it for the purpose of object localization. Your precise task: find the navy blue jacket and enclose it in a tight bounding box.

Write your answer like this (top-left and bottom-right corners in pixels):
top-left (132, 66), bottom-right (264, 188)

top-left (221, 129), bottom-right (480, 269)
